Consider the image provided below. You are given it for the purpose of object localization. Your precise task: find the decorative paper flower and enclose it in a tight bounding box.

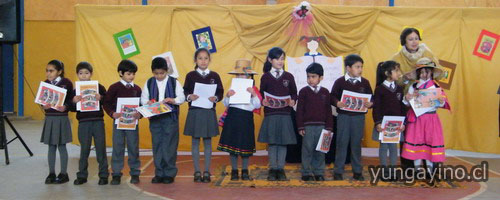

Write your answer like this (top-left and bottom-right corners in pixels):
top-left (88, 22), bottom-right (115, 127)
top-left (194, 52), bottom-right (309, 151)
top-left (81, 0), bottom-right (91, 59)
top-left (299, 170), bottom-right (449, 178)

top-left (292, 1), bottom-right (312, 20)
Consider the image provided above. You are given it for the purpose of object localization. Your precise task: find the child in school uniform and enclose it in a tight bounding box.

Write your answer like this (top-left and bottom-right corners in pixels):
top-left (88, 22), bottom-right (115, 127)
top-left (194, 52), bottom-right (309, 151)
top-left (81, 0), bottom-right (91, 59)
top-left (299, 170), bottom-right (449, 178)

top-left (183, 48), bottom-right (224, 183)
top-left (141, 57), bottom-right (185, 184)
top-left (258, 47), bottom-right (298, 181)
top-left (401, 57), bottom-right (450, 179)
top-left (330, 54), bottom-right (373, 181)
top-left (103, 60), bottom-right (142, 185)
top-left (71, 62), bottom-right (109, 185)
top-left (217, 59), bottom-right (261, 181)
top-left (296, 63), bottom-right (333, 182)
top-left (41, 60), bottom-right (74, 184)
top-left (372, 61), bottom-right (407, 181)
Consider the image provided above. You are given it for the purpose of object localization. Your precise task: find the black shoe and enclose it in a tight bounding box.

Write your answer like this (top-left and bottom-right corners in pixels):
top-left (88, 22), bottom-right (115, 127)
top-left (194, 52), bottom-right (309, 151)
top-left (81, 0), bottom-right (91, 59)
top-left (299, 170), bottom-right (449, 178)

top-left (301, 175), bottom-right (314, 181)
top-left (314, 175), bottom-right (325, 181)
top-left (45, 173), bottom-right (57, 184)
top-left (151, 176), bottom-right (163, 184)
top-left (56, 173), bottom-right (69, 184)
top-left (202, 171), bottom-right (211, 183)
top-left (276, 169), bottom-right (287, 181)
top-left (130, 175), bottom-right (140, 184)
top-left (163, 176), bottom-right (175, 184)
top-left (98, 178), bottom-right (108, 185)
top-left (267, 169), bottom-right (277, 181)
top-left (241, 169), bottom-right (250, 181)
top-left (194, 171), bottom-right (202, 182)
top-left (73, 178), bottom-right (87, 185)
top-left (110, 176), bottom-right (121, 185)
top-left (230, 170), bottom-right (239, 181)
top-left (333, 173), bottom-right (343, 181)
top-left (353, 173), bottom-right (365, 181)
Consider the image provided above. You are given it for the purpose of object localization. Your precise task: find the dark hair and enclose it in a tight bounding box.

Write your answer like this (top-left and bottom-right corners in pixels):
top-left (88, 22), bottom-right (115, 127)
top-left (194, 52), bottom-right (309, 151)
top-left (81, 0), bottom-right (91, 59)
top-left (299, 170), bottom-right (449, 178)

top-left (151, 57), bottom-right (169, 71)
top-left (400, 27), bottom-right (421, 46)
top-left (117, 59), bottom-right (138, 75)
top-left (76, 61), bottom-right (93, 74)
top-left (193, 48), bottom-right (211, 69)
top-left (306, 62), bottom-right (324, 77)
top-left (263, 47), bottom-right (286, 73)
top-left (376, 60), bottom-right (400, 86)
top-left (344, 54), bottom-right (363, 68)
top-left (416, 67), bottom-right (433, 80)
top-left (47, 59), bottom-right (65, 77)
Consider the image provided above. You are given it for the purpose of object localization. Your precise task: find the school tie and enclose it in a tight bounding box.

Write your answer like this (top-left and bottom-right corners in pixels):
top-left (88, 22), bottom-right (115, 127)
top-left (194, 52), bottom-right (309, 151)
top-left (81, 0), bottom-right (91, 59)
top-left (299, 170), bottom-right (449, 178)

top-left (51, 80), bottom-right (57, 85)
top-left (275, 70), bottom-right (280, 78)
top-left (390, 83), bottom-right (395, 90)
top-left (349, 78), bottom-right (357, 84)
top-left (313, 86), bottom-right (318, 93)
top-left (126, 83), bottom-right (132, 88)
top-left (202, 71), bottom-right (207, 76)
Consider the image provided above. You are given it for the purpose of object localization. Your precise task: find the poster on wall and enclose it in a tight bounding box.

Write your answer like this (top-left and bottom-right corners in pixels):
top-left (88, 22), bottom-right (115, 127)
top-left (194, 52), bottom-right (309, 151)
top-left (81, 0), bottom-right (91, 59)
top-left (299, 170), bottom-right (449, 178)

top-left (113, 28), bottom-right (141, 59)
top-left (473, 29), bottom-right (499, 61)
top-left (436, 60), bottom-right (457, 90)
top-left (34, 82), bottom-right (67, 109)
top-left (287, 55), bottom-right (343, 93)
top-left (192, 26), bottom-right (217, 53)
top-left (152, 52), bottom-right (180, 78)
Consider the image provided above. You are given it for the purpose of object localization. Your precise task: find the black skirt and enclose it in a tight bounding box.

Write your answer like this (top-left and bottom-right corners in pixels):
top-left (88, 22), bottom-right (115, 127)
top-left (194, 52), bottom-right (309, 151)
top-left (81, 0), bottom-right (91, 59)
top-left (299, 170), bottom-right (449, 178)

top-left (217, 107), bottom-right (255, 157)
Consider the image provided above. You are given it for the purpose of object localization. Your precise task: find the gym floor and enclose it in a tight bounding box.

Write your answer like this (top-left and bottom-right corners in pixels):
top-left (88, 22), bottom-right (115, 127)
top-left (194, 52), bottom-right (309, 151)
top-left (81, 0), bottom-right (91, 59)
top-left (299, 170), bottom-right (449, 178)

top-left (1, 120), bottom-right (499, 200)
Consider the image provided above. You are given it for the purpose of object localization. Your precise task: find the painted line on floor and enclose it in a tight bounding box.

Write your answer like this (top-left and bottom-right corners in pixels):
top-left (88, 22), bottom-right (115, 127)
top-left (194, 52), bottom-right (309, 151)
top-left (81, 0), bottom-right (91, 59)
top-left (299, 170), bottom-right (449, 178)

top-left (459, 182), bottom-right (487, 200)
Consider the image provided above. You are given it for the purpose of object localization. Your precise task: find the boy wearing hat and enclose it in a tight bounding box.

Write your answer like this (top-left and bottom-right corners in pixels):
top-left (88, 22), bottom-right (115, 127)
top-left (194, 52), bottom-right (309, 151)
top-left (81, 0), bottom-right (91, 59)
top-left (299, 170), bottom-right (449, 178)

top-left (140, 57), bottom-right (185, 184)
top-left (296, 62), bottom-right (333, 181)
top-left (217, 59), bottom-right (262, 181)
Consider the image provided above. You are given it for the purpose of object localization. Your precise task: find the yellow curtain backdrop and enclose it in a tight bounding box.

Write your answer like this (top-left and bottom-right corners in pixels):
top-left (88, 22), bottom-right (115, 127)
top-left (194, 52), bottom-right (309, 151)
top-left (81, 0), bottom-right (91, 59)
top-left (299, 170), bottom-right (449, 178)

top-left (75, 4), bottom-right (500, 154)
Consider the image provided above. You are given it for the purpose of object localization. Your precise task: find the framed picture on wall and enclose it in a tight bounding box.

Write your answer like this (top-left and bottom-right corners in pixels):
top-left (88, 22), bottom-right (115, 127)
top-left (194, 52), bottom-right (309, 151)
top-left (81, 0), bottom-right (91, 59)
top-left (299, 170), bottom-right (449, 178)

top-left (437, 59), bottom-right (457, 90)
top-left (473, 29), bottom-right (499, 61)
top-left (113, 28), bottom-right (141, 59)
top-left (192, 26), bottom-right (217, 53)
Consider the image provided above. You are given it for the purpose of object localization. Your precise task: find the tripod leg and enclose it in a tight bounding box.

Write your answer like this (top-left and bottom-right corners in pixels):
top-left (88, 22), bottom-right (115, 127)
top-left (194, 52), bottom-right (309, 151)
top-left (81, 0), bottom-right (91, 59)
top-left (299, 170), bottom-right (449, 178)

top-left (4, 138), bottom-right (9, 165)
top-left (4, 116), bottom-right (33, 156)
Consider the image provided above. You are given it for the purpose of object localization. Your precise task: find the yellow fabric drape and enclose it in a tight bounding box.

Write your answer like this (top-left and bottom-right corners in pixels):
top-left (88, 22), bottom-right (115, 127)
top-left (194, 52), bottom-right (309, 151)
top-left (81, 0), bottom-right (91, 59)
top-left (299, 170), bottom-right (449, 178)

top-left (75, 4), bottom-right (500, 154)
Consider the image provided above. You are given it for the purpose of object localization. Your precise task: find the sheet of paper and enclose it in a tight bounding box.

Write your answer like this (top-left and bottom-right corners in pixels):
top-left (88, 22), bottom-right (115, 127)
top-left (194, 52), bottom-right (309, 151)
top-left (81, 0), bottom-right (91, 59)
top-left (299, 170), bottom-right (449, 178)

top-left (192, 83), bottom-right (217, 109)
top-left (76, 81), bottom-right (99, 112)
top-left (380, 116), bottom-right (405, 143)
top-left (115, 97), bottom-right (140, 130)
top-left (136, 102), bottom-right (172, 118)
top-left (34, 81), bottom-right (68, 109)
top-left (229, 78), bottom-right (253, 104)
top-left (264, 92), bottom-right (291, 108)
top-left (340, 90), bottom-right (372, 113)
top-left (316, 129), bottom-right (334, 153)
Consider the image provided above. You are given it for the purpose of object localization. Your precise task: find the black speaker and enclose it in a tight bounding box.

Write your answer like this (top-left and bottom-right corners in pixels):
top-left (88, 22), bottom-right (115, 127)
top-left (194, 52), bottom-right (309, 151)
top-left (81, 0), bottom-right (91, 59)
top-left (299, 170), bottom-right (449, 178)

top-left (0, 0), bottom-right (21, 44)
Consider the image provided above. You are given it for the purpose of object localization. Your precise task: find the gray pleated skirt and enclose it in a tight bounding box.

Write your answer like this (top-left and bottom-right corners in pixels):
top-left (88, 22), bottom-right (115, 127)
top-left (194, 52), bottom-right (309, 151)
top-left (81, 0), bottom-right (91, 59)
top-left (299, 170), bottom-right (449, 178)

top-left (40, 115), bottom-right (73, 145)
top-left (183, 108), bottom-right (219, 138)
top-left (258, 114), bottom-right (297, 145)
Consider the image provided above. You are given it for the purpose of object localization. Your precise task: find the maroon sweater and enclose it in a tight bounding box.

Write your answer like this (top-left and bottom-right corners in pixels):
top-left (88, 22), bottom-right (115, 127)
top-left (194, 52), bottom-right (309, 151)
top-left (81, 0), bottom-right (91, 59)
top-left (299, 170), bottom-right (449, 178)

top-left (183, 70), bottom-right (224, 109)
top-left (330, 76), bottom-right (373, 115)
top-left (71, 84), bottom-right (107, 122)
top-left (260, 71), bottom-right (298, 116)
top-left (43, 78), bottom-right (74, 116)
top-left (103, 81), bottom-right (141, 118)
top-left (372, 84), bottom-right (407, 125)
top-left (296, 86), bottom-right (333, 131)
